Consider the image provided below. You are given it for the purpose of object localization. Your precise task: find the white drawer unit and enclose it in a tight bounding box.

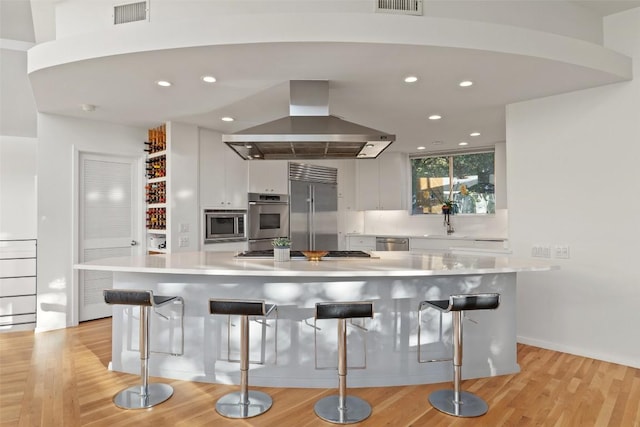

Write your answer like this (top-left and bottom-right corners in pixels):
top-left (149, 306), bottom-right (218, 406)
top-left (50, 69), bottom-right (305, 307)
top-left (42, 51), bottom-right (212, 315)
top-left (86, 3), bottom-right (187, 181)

top-left (410, 237), bottom-right (507, 253)
top-left (347, 235), bottom-right (376, 251)
top-left (0, 240), bottom-right (37, 331)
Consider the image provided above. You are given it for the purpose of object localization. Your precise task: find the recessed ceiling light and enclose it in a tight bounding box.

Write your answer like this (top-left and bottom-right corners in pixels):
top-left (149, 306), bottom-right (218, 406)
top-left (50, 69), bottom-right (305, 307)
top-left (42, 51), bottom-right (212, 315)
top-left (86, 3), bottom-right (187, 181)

top-left (459, 80), bottom-right (473, 87)
top-left (428, 115), bottom-right (442, 120)
top-left (366, 144), bottom-right (375, 148)
top-left (156, 80), bottom-right (172, 87)
top-left (80, 104), bottom-right (96, 112)
top-left (253, 154), bottom-right (262, 158)
top-left (202, 76), bottom-right (217, 83)
top-left (470, 132), bottom-right (481, 137)
top-left (404, 76), bottom-right (418, 83)
top-left (221, 117), bottom-right (234, 122)
top-left (417, 146), bottom-right (426, 150)
top-left (459, 141), bottom-right (469, 146)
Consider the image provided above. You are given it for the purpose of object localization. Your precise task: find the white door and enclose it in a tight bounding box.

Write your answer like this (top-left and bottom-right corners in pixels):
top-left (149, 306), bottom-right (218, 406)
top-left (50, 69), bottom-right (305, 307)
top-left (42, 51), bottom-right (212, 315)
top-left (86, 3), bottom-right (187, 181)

top-left (78, 153), bottom-right (140, 321)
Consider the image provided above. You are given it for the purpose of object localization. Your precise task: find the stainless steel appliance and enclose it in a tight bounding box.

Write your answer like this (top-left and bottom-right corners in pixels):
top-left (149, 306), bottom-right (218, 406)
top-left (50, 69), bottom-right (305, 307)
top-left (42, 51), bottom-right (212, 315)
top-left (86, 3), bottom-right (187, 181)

top-left (289, 163), bottom-right (338, 251)
top-left (375, 237), bottom-right (409, 251)
top-left (247, 193), bottom-right (289, 250)
top-left (204, 209), bottom-right (246, 243)
top-left (223, 81), bottom-right (395, 160)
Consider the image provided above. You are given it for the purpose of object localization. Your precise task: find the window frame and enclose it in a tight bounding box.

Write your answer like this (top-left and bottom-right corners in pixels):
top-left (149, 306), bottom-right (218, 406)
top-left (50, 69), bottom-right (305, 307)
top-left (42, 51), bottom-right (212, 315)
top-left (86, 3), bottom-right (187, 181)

top-left (410, 148), bottom-right (496, 216)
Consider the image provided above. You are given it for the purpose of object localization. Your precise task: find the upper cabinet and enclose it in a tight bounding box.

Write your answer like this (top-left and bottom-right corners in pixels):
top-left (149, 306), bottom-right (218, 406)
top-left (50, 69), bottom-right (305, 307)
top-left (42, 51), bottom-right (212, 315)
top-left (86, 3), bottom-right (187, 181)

top-left (248, 160), bottom-right (289, 194)
top-left (355, 152), bottom-right (407, 210)
top-left (199, 129), bottom-right (248, 208)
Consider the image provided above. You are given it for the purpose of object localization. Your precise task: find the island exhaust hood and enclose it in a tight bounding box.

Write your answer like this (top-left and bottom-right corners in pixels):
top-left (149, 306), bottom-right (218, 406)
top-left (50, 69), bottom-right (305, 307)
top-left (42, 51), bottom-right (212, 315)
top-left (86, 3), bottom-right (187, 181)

top-left (222, 81), bottom-right (395, 160)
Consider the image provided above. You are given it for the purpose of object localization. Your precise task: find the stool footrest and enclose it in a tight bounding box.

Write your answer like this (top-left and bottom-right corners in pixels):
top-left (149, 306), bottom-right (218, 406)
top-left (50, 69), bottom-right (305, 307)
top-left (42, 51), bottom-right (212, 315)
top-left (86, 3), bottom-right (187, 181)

top-left (428, 389), bottom-right (488, 417)
top-left (314, 395), bottom-right (372, 424)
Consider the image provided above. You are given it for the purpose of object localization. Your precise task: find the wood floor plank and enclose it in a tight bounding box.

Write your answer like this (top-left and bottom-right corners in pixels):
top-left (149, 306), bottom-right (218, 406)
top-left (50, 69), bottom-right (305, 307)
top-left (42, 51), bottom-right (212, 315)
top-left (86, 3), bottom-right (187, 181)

top-left (0, 318), bottom-right (638, 427)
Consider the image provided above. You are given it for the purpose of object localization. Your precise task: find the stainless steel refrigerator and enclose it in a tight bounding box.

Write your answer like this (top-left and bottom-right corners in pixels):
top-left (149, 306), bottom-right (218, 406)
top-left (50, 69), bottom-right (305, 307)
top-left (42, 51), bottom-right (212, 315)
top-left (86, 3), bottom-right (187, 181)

top-left (289, 163), bottom-right (338, 251)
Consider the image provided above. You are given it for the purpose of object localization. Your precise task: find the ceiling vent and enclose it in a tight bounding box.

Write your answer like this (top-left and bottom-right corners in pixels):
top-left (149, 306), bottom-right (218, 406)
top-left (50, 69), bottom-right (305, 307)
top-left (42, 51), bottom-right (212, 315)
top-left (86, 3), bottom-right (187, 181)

top-left (375, 0), bottom-right (423, 16)
top-left (114, 1), bottom-right (148, 25)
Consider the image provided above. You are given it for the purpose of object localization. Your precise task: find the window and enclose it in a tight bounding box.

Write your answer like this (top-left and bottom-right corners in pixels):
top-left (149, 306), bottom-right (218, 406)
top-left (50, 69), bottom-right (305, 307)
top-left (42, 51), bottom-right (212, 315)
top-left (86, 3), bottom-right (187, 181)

top-left (411, 151), bottom-right (495, 215)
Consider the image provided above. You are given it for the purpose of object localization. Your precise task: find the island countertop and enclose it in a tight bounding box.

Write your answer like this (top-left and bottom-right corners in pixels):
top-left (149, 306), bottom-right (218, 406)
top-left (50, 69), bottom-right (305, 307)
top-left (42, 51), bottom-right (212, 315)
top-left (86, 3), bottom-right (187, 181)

top-left (74, 250), bottom-right (556, 277)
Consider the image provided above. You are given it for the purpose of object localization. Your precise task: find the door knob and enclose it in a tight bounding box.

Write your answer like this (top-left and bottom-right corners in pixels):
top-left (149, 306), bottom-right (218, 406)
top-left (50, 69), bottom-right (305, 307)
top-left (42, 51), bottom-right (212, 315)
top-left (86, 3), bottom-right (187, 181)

top-left (131, 240), bottom-right (137, 246)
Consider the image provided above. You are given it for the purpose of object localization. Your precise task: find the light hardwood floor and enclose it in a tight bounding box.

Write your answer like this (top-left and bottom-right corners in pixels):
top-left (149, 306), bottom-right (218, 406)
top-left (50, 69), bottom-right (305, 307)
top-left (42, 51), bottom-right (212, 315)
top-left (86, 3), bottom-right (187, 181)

top-left (1, 318), bottom-right (638, 427)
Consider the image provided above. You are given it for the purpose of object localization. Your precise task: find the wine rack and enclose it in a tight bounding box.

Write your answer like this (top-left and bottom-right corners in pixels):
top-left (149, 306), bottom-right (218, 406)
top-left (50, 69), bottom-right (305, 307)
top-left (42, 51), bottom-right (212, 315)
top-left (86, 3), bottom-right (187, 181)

top-left (145, 181), bottom-right (166, 204)
top-left (145, 124), bottom-right (168, 253)
top-left (146, 155), bottom-right (166, 179)
top-left (146, 207), bottom-right (167, 230)
top-left (145, 124), bottom-right (167, 154)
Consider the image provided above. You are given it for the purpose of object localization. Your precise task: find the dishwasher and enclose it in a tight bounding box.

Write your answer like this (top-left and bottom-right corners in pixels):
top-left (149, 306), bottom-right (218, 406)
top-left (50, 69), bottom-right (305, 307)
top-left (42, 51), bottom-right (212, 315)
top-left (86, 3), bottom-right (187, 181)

top-left (375, 237), bottom-right (410, 251)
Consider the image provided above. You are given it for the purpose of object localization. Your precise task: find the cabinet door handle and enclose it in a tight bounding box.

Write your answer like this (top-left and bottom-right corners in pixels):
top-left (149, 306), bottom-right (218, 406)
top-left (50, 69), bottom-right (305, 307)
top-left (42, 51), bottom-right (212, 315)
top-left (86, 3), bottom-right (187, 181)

top-left (131, 240), bottom-right (137, 246)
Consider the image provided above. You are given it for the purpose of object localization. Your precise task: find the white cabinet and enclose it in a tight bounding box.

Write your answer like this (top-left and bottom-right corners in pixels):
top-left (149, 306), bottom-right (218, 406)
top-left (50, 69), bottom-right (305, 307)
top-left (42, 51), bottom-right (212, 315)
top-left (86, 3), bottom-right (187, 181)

top-left (410, 237), bottom-right (507, 252)
top-left (347, 235), bottom-right (376, 251)
top-left (356, 152), bottom-right (407, 210)
top-left (0, 240), bottom-right (37, 331)
top-left (248, 160), bottom-right (289, 194)
top-left (199, 129), bottom-right (248, 208)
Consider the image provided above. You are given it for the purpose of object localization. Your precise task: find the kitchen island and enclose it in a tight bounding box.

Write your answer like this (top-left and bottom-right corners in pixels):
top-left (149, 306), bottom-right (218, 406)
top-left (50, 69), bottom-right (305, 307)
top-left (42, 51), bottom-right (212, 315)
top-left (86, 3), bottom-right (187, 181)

top-left (75, 251), bottom-right (556, 388)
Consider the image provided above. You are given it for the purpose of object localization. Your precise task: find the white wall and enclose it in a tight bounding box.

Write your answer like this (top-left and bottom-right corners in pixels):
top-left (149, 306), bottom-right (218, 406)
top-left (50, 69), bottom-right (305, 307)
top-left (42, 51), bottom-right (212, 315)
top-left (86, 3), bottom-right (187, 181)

top-left (362, 142), bottom-right (508, 238)
top-left (506, 8), bottom-right (640, 368)
top-left (37, 114), bottom-right (144, 331)
top-left (167, 121), bottom-right (199, 253)
top-left (54, 0), bottom-right (604, 45)
top-left (0, 136), bottom-right (37, 239)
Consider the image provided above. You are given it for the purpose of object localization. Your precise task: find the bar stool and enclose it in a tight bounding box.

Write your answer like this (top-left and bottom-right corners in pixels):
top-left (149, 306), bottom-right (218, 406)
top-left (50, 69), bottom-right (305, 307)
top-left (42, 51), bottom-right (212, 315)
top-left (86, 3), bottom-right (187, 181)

top-left (421, 293), bottom-right (500, 417)
top-left (209, 298), bottom-right (277, 419)
top-left (314, 301), bottom-right (374, 424)
top-left (103, 289), bottom-right (181, 409)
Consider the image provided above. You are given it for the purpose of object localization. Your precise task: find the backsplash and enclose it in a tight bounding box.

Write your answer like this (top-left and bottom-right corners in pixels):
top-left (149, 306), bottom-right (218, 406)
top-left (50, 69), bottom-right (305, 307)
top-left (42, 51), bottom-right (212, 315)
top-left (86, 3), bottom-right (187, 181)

top-left (361, 209), bottom-right (508, 238)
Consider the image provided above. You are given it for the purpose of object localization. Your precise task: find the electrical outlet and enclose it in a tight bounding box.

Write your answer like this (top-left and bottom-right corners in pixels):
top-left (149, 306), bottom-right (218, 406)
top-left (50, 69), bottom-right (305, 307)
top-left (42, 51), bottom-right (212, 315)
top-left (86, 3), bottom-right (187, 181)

top-left (179, 236), bottom-right (189, 247)
top-left (541, 246), bottom-right (551, 258)
top-left (532, 245), bottom-right (551, 258)
top-left (555, 245), bottom-right (570, 259)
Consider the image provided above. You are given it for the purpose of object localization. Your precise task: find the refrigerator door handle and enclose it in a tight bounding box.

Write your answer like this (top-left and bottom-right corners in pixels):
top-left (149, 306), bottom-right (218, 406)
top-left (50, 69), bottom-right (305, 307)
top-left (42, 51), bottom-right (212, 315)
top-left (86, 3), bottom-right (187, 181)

top-left (309, 185), bottom-right (316, 250)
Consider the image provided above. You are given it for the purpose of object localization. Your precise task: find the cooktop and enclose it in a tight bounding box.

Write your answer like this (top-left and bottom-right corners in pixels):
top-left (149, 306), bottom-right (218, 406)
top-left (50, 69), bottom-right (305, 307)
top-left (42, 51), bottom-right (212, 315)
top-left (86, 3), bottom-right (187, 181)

top-left (236, 250), bottom-right (371, 259)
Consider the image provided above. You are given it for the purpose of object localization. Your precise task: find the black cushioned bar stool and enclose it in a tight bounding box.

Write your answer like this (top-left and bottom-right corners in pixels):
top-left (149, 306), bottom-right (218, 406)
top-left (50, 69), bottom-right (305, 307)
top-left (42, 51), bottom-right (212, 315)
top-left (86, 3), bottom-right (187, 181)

top-left (314, 301), bottom-right (374, 424)
top-left (209, 298), bottom-right (277, 419)
top-left (422, 293), bottom-right (500, 417)
top-left (103, 289), bottom-right (180, 409)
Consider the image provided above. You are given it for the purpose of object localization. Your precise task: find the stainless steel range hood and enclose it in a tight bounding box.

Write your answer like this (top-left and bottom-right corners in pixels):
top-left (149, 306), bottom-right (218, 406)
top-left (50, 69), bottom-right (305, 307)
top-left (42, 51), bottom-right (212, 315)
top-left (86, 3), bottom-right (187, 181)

top-left (222, 81), bottom-right (395, 160)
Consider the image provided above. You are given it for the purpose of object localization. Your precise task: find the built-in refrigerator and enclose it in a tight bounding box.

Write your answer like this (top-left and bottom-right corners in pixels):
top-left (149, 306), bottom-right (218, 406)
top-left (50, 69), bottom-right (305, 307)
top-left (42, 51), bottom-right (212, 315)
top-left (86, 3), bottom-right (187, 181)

top-left (289, 163), bottom-right (338, 251)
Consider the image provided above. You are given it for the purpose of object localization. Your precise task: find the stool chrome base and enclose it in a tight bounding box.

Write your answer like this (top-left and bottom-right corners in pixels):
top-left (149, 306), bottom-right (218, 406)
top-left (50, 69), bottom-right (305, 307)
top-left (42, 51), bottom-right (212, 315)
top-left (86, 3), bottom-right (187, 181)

top-left (215, 390), bottom-right (273, 419)
top-left (314, 395), bottom-right (372, 424)
top-left (428, 389), bottom-right (488, 417)
top-left (113, 383), bottom-right (173, 410)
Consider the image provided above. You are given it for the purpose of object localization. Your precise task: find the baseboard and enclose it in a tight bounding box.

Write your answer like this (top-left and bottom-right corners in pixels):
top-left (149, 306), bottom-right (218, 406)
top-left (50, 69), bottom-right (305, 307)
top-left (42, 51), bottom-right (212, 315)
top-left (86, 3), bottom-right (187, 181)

top-left (517, 335), bottom-right (639, 369)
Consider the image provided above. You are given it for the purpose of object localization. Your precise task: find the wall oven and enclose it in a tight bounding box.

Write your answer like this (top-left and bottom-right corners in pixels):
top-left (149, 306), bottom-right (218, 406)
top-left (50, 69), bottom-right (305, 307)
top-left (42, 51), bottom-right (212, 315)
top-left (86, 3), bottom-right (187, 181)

top-left (248, 193), bottom-right (289, 250)
top-left (203, 209), bottom-right (247, 243)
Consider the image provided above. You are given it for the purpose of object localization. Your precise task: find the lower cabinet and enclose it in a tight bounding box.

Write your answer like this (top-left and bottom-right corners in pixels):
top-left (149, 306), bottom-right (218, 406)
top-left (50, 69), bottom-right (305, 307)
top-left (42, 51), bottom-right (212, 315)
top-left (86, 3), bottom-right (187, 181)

top-left (0, 240), bottom-right (37, 331)
top-left (410, 237), bottom-right (507, 252)
top-left (347, 236), bottom-right (376, 251)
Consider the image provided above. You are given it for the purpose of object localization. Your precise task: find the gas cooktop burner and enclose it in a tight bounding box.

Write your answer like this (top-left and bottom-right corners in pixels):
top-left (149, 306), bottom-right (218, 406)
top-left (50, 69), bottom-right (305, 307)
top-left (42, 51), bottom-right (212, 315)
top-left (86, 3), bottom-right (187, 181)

top-left (237, 250), bottom-right (371, 259)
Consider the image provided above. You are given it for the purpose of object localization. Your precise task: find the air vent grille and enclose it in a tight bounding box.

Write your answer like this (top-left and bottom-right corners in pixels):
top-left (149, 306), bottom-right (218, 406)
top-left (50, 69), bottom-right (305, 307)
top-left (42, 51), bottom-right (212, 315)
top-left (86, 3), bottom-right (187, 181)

top-left (289, 163), bottom-right (338, 184)
top-left (375, 0), bottom-right (423, 16)
top-left (114, 1), bottom-right (147, 25)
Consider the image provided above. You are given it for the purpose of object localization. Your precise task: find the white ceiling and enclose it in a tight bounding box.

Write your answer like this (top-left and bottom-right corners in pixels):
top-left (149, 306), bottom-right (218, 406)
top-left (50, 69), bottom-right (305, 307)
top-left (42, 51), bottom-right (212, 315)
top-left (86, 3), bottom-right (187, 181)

top-left (21, 1), bottom-right (639, 155)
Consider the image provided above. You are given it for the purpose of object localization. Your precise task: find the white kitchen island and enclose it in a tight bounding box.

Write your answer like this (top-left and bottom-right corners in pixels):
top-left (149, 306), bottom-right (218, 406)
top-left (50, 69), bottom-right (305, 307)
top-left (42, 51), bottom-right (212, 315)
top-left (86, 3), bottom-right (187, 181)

top-left (75, 251), bottom-right (556, 388)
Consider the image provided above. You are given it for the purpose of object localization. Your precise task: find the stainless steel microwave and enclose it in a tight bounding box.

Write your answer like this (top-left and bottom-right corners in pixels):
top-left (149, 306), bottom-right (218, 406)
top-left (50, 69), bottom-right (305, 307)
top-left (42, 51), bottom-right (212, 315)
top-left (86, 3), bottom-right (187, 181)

top-left (204, 209), bottom-right (246, 243)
